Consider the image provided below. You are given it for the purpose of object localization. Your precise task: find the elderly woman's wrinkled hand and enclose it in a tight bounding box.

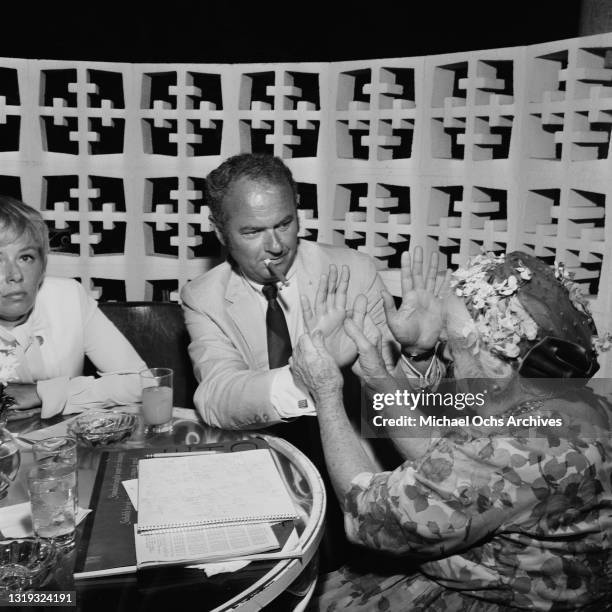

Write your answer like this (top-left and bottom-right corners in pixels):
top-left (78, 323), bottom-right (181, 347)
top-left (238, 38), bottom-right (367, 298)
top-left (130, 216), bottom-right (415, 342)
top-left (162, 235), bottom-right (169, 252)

top-left (344, 319), bottom-right (390, 382)
top-left (344, 293), bottom-right (393, 386)
top-left (381, 246), bottom-right (450, 354)
top-left (290, 331), bottom-right (343, 402)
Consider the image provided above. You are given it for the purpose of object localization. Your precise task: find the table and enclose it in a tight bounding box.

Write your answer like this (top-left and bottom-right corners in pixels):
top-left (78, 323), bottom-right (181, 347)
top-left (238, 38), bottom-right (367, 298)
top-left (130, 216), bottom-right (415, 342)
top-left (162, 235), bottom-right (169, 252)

top-left (1, 407), bottom-right (326, 611)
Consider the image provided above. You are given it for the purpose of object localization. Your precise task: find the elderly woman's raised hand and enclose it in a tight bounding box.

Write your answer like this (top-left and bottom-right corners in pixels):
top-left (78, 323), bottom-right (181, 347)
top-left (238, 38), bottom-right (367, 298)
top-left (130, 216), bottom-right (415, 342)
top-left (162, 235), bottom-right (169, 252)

top-left (381, 247), bottom-right (450, 354)
top-left (343, 295), bottom-right (394, 388)
top-left (290, 331), bottom-right (344, 402)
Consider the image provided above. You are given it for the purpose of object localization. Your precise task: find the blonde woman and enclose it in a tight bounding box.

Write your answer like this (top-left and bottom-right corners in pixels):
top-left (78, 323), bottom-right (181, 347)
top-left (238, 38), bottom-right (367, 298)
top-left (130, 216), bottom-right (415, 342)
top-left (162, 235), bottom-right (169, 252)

top-left (0, 196), bottom-right (145, 419)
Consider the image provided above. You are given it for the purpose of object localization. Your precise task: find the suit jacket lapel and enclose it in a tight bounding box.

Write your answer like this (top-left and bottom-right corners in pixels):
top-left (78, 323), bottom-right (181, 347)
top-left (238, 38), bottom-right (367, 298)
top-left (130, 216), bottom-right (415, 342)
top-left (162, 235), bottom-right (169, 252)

top-left (296, 240), bottom-right (327, 299)
top-left (224, 269), bottom-right (268, 367)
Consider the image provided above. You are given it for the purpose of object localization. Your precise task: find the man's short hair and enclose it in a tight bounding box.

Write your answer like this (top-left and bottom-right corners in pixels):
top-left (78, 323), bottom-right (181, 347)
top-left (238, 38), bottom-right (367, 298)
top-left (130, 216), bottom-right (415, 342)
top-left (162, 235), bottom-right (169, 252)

top-left (0, 195), bottom-right (49, 266)
top-left (206, 153), bottom-right (298, 230)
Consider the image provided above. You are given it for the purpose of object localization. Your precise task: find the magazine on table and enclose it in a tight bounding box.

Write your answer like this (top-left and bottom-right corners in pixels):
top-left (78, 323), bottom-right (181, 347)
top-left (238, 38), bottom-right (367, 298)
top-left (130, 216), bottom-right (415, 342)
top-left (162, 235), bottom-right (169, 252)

top-left (74, 442), bottom-right (302, 578)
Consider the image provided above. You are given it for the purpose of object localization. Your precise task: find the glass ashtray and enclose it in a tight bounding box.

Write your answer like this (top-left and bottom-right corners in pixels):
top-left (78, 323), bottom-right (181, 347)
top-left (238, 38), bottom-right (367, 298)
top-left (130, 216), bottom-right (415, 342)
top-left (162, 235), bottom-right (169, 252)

top-left (0, 538), bottom-right (58, 591)
top-left (68, 411), bottom-right (137, 447)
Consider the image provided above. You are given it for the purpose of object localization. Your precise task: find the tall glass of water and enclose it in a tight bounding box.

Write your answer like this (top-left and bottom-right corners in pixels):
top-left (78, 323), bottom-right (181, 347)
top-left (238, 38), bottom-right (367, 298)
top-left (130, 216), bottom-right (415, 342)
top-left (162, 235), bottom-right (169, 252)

top-left (27, 464), bottom-right (77, 549)
top-left (32, 436), bottom-right (78, 505)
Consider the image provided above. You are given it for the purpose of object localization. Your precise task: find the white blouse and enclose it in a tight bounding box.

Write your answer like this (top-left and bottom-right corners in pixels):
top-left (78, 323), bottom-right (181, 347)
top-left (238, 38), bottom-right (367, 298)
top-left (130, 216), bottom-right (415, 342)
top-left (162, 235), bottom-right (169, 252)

top-left (0, 277), bottom-right (146, 418)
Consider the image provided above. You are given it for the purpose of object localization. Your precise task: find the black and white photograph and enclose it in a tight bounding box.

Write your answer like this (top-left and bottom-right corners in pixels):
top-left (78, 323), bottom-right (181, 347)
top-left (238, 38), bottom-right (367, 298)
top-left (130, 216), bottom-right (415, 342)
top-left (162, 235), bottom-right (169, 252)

top-left (0, 2), bottom-right (611, 610)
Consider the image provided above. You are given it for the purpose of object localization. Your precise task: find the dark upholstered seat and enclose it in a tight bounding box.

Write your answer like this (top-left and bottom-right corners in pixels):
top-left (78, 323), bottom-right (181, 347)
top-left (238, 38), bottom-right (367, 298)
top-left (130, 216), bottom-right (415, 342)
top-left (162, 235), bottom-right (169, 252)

top-left (86, 302), bottom-right (198, 409)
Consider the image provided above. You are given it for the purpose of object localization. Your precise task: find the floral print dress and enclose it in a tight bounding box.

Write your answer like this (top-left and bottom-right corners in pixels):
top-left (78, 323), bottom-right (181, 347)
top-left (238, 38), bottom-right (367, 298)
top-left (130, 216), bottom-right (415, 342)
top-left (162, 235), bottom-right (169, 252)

top-left (309, 399), bottom-right (612, 611)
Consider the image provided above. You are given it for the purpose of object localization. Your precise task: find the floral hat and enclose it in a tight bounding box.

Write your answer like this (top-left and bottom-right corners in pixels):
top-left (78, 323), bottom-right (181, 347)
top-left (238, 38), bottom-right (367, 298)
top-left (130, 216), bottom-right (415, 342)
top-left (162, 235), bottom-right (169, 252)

top-left (451, 251), bottom-right (609, 379)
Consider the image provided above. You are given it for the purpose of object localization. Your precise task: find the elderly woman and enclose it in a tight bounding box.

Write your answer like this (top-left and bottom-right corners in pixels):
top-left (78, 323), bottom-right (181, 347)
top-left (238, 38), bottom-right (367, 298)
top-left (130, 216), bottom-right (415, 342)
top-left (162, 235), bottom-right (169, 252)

top-left (292, 251), bottom-right (612, 611)
top-left (0, 196), bottom-right (146, 419)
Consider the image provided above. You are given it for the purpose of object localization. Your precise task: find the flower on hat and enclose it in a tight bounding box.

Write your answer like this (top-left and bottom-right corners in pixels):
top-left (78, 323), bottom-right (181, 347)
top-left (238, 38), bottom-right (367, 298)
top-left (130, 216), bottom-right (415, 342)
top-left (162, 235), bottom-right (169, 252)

top-left (451, 252), bottom-right (539, 360)
top-left (593, 331), bottom-right (612, 353)
top-left (553, 261), bottom-right (593, 318)
top-left (452, 251), bottom-right (610, 363)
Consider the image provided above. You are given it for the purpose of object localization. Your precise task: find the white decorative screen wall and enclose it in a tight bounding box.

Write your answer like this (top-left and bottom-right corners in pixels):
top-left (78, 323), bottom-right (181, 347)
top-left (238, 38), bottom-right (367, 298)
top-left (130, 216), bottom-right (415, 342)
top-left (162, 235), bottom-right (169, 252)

top-left (1, 32), bottom-right (611, 373)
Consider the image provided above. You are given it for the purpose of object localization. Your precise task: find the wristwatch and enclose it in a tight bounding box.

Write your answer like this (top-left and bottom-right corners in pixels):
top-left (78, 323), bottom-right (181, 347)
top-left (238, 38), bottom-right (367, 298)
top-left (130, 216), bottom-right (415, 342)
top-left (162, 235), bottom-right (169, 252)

top-left (404, 343), bottom-right (438, 362)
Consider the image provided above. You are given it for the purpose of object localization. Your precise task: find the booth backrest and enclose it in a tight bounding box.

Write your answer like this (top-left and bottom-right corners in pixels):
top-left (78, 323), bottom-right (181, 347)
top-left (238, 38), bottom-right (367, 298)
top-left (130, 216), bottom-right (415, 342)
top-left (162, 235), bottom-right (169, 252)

top-left (91, 302), bottom-right (198, 409)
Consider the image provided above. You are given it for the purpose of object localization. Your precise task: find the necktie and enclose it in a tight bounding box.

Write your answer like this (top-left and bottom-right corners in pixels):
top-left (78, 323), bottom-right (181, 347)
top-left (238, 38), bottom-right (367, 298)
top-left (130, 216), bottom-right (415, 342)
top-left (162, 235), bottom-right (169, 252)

top-left (262, 284), bottom-right (292, 368)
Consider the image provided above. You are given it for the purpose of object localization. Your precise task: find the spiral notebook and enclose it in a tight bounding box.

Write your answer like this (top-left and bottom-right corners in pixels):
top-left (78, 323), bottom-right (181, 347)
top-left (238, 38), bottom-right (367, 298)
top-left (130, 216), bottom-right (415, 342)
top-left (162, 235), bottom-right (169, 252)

top-left (137, 448), bottom-right (299, 533)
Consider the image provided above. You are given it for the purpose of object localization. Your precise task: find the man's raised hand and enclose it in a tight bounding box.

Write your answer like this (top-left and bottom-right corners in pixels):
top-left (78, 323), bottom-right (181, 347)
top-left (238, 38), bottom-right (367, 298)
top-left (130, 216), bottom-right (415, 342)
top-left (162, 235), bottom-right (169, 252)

top-left (301, 264), bottom-right (358, 367)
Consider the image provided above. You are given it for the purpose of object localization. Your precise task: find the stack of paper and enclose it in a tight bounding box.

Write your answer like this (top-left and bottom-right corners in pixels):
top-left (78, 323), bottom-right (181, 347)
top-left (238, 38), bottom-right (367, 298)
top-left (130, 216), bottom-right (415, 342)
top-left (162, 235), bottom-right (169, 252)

top-left (134, 449), bottom-right (301, 569)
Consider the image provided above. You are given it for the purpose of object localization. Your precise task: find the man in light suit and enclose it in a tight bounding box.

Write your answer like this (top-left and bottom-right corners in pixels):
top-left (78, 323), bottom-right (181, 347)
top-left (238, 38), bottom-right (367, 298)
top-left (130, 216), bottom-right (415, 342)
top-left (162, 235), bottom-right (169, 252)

top-left (181, 153), bottom-right (444, 430)
top-left (181, 153), bottom-right (445, 572)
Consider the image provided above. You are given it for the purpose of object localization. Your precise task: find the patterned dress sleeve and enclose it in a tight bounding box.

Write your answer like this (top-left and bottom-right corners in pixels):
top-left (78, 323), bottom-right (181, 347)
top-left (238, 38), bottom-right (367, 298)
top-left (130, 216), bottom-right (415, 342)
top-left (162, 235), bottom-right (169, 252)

top-left (343, 428), bottom-right (608, 560)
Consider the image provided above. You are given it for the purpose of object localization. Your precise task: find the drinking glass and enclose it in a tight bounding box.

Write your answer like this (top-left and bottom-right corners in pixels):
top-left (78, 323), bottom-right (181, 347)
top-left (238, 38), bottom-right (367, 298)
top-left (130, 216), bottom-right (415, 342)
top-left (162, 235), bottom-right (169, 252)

top-left (0, 426), bottom-right (20, 500)
top-left (32, 437), bottom-right (77, 470)
top-left (32, 436), bottom-right (78, 506)
top-left (140, 368), bottom-right (174, 433)
top-left (27, 464), bottom-right (77, 549)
